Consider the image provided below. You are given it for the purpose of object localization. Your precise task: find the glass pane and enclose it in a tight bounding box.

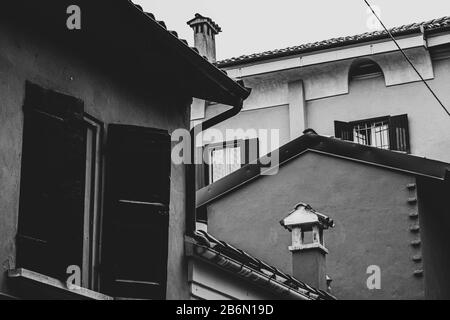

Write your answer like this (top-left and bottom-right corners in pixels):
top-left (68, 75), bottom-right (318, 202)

top-left (353, 120), bottom-right (390, 150)
top-left (210, 145), bottom-right (242, 183)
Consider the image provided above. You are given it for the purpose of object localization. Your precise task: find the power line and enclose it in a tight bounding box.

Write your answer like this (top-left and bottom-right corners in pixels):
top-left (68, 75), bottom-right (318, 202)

top-left (364, 0), bottom-right (450, 117)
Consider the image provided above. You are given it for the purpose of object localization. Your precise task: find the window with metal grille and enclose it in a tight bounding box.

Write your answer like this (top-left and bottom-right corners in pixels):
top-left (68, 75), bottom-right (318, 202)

top-left (353, 119), bottom-right (390, 149)
top-left (335, 114), bottom-right (410, 153)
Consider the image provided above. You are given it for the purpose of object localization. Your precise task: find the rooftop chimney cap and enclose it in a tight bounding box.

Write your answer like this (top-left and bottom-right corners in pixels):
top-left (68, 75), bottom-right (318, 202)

top-left (187, 13), bottom-right (222, 34)
top-left (280, 203), bottom-right (334, 231)
top-left (303, 128), bottom-right (317, 135)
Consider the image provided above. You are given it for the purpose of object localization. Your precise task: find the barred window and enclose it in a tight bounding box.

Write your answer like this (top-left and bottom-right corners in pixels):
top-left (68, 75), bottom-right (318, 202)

top-left (335, 114), bottom-right (410, 153)
top-left (353, 119), bottom-right (390, 150)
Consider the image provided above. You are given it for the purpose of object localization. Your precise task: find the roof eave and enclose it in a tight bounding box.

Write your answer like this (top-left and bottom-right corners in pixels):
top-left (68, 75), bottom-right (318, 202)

top-left (216, 20), bottom-right (450, 69)
top-left (128, 4), bottom-right (250, 106)
top-left (216, 29), bottom-right (421, 69)
top-left (197, 134), bottom-right (450, 208)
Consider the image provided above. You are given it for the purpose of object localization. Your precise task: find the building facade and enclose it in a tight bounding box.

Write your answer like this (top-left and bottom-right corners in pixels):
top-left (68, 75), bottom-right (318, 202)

top-left (0, 1), bottom-right (249, 300)
top-left (191, 16), bottom-right (450, 187)
top-left (197, 133), bottom-right (450, 299)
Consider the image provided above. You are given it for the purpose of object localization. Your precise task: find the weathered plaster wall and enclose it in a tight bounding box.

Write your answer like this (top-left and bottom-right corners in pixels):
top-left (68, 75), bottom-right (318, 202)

top-left (207, 152), bottom-right (424, 299)
top-left (0, 23), bottom-right (190, 299)
top-left (417, 178), bottom-right (450, 300)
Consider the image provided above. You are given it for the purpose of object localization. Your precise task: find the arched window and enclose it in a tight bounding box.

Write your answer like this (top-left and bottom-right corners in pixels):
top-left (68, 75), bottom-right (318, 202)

top-left (349, 58), bottom-right (383, 81)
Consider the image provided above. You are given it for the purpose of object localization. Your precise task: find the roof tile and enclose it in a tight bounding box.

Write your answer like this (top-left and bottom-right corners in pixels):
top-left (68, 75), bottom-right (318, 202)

top-left (216, 16), bottom-right (450, 67)
top-left (192, 230), bottom-right (335, 300)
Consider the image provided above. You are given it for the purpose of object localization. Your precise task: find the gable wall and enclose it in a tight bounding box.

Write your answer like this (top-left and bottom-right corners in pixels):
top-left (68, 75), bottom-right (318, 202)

top-left (206, 152), bottom-right (425, 299)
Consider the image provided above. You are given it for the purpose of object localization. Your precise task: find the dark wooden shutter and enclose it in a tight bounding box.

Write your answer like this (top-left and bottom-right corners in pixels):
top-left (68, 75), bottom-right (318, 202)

top-left (17, 82), bottom-right (86, 280)
top-left (101, 124), bottom-right (171, 299)
top-left (389, 114), bottom-right (410, 153)
top-left (334, 121), bottom-right (354, 141)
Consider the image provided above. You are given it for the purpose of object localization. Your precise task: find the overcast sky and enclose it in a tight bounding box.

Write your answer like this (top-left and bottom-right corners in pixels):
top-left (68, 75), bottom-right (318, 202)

top-left (134, 0), bottom-right (450, 61)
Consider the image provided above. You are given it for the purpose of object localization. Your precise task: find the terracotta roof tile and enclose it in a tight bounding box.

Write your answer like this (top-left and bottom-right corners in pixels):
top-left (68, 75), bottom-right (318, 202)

top-left (192, 230), bottom-right (336, 300)
top-left (216, 16), bottom-right (450, 68)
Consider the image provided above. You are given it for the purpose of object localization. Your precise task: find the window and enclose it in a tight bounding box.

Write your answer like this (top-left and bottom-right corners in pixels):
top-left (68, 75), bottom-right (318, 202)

top-left (335, 114), bottom-right (410, 153)
top-left (17, 82), bottom-right (172, 299)
top-left (353, 118), bottom-right (390, 150)
top-left (349, 59), bottom-right (383, 80)
top-left (205, 138), bottom-right (259, 184)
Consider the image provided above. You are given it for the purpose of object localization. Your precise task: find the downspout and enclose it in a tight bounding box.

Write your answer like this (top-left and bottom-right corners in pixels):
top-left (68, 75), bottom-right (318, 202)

top-left (186, 99), bottom-right (245, 237)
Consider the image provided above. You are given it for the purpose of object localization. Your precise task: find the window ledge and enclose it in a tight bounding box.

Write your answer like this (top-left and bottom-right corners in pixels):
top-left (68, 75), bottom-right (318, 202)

top-left (8, 268), bottom-right (113, 300)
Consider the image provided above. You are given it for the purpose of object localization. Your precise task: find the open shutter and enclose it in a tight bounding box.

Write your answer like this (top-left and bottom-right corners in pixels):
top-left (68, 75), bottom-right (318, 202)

top-left (101, 124), bottom-right (171, 299)
top-left (334, 121), bottom-right (354, 141)
top-left (17, 82), bottom-right (86, 280)
top-left (389, 114), bottom-right (410, 153)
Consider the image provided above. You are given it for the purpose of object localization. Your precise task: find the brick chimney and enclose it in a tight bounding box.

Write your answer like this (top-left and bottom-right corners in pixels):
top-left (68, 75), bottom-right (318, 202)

top-left (280, 203), bottom-right (334, 291)
top-left (187, 13), bottom-right (222, 62)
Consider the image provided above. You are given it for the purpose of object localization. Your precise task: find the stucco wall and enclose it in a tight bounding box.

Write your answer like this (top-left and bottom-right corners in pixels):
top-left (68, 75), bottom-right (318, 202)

top-left (417, 178), bottom-right (450, 300)
top-left (202, 103), bottom-right (290, 154)
top-left (306, 59), bottom-right (450, 161)
top-left (194, 49), bottom-right (450, 163)
top-left (0, 23), bottom-right (190, 299)
top-left (207, 152), bottom-right (424, 299)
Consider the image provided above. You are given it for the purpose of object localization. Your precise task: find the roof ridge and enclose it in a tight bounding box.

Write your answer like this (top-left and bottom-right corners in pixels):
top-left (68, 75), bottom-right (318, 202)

top-left (196, 133), bottom-right (450, 208)
top-left (216, 15), bottom-right (450, 67)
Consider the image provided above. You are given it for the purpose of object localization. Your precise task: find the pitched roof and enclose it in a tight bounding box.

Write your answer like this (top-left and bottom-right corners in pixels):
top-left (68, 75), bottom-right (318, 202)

top-left (2, 0), bottom-right (249, 106)
top-left (197, 133), bottom-right (450, 208)
top-left (125, 1), bottom-right (250, 104)
top-left (216, 16), bottom-right (450, 68)
top-left (187, 230), bottom-right (336, 300)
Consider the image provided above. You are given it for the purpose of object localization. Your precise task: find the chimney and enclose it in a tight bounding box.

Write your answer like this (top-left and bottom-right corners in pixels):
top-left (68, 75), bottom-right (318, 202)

top-left (280, 203), bottom-right (334, 291)
top-left (187, 13), bottom-right (222, 62)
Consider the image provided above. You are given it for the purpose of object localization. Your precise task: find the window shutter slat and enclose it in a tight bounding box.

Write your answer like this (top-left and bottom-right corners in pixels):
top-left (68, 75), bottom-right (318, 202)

top-left (334, 121), bottom-right (354, 141)
top-left (101, 124), bottom-right (171, 299)
top-left (389, 114), bottom-right (410, 153)
top-left (18, 82), bottom-right (86, 281)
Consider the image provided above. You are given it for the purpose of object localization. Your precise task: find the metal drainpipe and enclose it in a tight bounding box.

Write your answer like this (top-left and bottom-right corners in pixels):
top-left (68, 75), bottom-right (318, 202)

top-left (185, 100), bottom-right (244, 237)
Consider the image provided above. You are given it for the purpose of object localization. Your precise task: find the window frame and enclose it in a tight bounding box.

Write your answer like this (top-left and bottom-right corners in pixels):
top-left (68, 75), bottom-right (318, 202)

top-left (16, 82), bottom-right (174, 299)
top-left (335, 114), bottom-right (410, 153)
top-left (17, 81), bottom-right (106, 292)
top-left (82, 114), bottom-right (104, 291)
top-left (350, 116), bottom-right (390, 150)
top-left (204, 138), bottom-right (259, 185)
top-left (349, 59), bottom-right (384, 81)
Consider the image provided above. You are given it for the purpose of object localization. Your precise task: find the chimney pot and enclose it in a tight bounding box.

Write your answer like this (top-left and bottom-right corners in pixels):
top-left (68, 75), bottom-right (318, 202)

top-left (280, 203), bottom-right (334, 291)
top-left (187, 13), bottom-right (222, 62)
